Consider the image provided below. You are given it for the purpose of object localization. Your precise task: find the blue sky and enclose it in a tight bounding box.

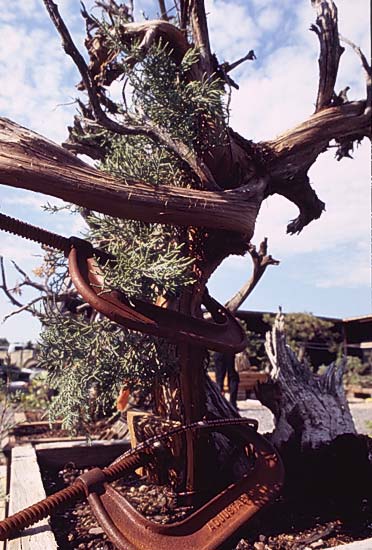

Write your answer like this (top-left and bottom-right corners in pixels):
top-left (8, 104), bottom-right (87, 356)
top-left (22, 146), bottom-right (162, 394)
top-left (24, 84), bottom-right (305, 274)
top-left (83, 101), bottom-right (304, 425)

top-left (0, 0), bottom-right (370, 343)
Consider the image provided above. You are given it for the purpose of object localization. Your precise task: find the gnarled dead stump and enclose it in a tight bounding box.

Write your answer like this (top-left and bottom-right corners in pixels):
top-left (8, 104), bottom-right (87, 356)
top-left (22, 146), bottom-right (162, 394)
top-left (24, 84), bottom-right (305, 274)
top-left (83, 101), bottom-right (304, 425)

top-left (257, 312), bottom-right (356, 451)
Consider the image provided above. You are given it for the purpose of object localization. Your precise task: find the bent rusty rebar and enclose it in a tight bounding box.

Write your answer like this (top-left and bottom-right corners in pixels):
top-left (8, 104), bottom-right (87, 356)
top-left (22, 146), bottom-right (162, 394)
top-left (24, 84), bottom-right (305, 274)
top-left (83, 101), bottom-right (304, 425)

top-left (0, 213), bottom-right (247, 353)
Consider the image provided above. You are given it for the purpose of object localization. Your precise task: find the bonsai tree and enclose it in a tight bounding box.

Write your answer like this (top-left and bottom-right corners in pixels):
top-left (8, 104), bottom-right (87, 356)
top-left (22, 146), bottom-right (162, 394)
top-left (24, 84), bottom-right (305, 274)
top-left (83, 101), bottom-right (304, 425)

top-left (0, 0), bottom-right (370, 494)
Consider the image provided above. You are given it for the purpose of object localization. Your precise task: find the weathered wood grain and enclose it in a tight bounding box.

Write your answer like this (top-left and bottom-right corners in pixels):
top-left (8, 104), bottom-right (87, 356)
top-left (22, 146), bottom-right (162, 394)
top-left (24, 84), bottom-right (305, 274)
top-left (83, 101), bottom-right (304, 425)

top-left (0, 118), bottom-right (263, 238)
top-left (0, 465), bottom-right (6, 550)
top-left (7, 445), bottom-right (57, 550)
top-left (35, 439), bottom-right (130, 469)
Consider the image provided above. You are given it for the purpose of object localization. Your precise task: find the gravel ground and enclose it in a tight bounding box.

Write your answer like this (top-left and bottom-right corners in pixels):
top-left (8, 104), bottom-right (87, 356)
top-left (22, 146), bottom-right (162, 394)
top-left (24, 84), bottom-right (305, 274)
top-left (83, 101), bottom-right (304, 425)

top-left (237, 399), bottom-right (372, 435)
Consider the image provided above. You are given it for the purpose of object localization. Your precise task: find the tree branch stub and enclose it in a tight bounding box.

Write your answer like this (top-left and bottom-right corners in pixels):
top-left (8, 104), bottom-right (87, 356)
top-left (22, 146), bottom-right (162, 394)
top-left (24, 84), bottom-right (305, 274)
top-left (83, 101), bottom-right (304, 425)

top-left (257, 313), bottom-right (356, 450)
top-left (224, 238), bottom-right (280, 314)
top-left (311, 0), bottom-right (344, 112)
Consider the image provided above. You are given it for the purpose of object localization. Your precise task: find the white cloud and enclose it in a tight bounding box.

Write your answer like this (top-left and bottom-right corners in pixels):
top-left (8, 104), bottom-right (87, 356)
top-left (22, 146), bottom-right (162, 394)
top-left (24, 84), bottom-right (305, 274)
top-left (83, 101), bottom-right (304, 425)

top-left (2, 194), bottom-right (65, 210)
top-left (0, 0), bottom-right (96, 145)
top-left (205, 0), bottom-right (260, 61)
top-left (229, 45), bottom-right (317, 141)
top-left (316, 258), bottom-right (370, 289)
top-left (0, 233), bottom-right (42, 263)
top-left (257, 7), bottom-right (283, 31)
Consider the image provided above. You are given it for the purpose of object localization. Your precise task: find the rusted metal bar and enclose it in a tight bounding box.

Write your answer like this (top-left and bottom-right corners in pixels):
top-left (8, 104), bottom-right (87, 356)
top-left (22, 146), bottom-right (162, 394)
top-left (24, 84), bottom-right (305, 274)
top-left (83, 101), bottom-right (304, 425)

top-left (68, 244), bottom-right (247, 353)
top-left (0, 213), bottom-right (247, 353)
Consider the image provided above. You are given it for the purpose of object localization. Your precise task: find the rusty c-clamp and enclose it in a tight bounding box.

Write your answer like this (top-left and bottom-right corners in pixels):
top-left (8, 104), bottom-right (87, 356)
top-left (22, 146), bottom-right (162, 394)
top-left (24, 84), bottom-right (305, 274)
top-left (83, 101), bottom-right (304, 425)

top-left (86, 421), bottom-right (284, 550)
top-left (0, 418), bottom-right (284, 549)
top-left (68, 241), bottom-right (247, 353)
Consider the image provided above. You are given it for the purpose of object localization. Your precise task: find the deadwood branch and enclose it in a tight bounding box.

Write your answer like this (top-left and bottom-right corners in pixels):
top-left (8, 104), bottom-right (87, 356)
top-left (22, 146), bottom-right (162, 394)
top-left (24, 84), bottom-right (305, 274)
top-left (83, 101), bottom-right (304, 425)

top-left (0, 118), bottom-right (263, 238)
top-left (263, 100), bottom-right (370, 232)
top-left (225, 238), bottom-right (279, 313)
top-left (311, 0), bottom-right (344, 112)
top-left (0, 257), bottom-right (23, 309)
top-left (339, 34), bottom-right (372, 110)
top-left (43, 0), bottom-right (218, 190)
top-left (255, 0), bottom-right (370, 232)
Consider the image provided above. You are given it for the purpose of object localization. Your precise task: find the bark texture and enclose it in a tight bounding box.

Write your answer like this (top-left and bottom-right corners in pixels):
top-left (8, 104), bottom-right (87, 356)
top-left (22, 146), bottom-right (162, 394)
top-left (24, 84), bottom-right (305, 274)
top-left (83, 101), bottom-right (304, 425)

top-left (257, 313), bottom-right (356, 451)
top-left (0, 118), bottom-right (263, 238)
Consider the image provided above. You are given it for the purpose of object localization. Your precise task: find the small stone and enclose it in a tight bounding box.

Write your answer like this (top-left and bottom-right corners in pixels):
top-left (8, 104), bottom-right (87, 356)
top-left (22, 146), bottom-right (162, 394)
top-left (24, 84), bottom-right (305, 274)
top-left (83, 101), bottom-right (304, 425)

top-left (258, 534), bottom-right (266, 542)
top-left (89, 527), bottom-right (104, 535)
top-left (236, 539), bottom-right (250, 550)
top-left (138, 484), bottom-right (147, 493)
top-left (311, 541), bottom-right (323, 548)
top-left (157, 496), bottom-right (167, 507)
top-left (254, 542), bottom-right (265, 550)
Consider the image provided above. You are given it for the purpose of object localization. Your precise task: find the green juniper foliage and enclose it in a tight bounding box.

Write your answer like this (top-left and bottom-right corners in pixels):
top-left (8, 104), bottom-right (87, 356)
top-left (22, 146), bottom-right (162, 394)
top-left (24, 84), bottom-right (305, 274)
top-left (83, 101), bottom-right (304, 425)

top-left (39, 9), bottom-right (227, 430)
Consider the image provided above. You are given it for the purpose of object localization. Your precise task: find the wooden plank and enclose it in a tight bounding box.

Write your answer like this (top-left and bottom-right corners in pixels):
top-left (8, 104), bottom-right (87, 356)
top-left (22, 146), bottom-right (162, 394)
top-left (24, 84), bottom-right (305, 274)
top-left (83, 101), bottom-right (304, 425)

top-left (7, 445), bottom-right (57, 550)
top-left (346, 385), bottom-right (372, 398)
top-left (329, 538), bottom-right (372, 550)
top-left (11, 421), bottom-right (62, 433)
top-left (0, 465), bottom-right (7, 550)
top-left (24, 437), bottom-right (87, 445)
top-left (127, 411), bottom-right (150, 476)
top-left (35, 439), bottom-right (130, 469)
top-left (12, 413), bottom-right (26, 426)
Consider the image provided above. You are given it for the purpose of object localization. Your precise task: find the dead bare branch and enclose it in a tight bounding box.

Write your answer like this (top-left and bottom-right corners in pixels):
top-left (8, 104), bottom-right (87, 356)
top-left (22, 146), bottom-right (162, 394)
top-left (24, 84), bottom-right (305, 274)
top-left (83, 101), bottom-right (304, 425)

top-left (224, 238), bottom-right (279, 313)
top-left (9, 260), bottom-right (29, 280)
top-left (181, 0), bottom-right (215, 77)
top-left (311, 0), bottom-right (344, 112)
top-left (158, 0), bottom-right (169, 20)
top-left (268, 100), bottom-right (370, 167)
top-left (339, 34), bottom-right (372, 111)
top-left (0, 118), bottom-right (263, 238)
top-left (263, 99), bottom-right (369, 232)
top-left (10, 261), bottom-right (48, 294)
top-left (0, 256), bottom-right (23, 308)
top-left (43, 1), bottom-right (219, 190)
top-left (223, 50), bottom-right (256, 73)
top-left (2, 297), bottom-right (44, 323)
